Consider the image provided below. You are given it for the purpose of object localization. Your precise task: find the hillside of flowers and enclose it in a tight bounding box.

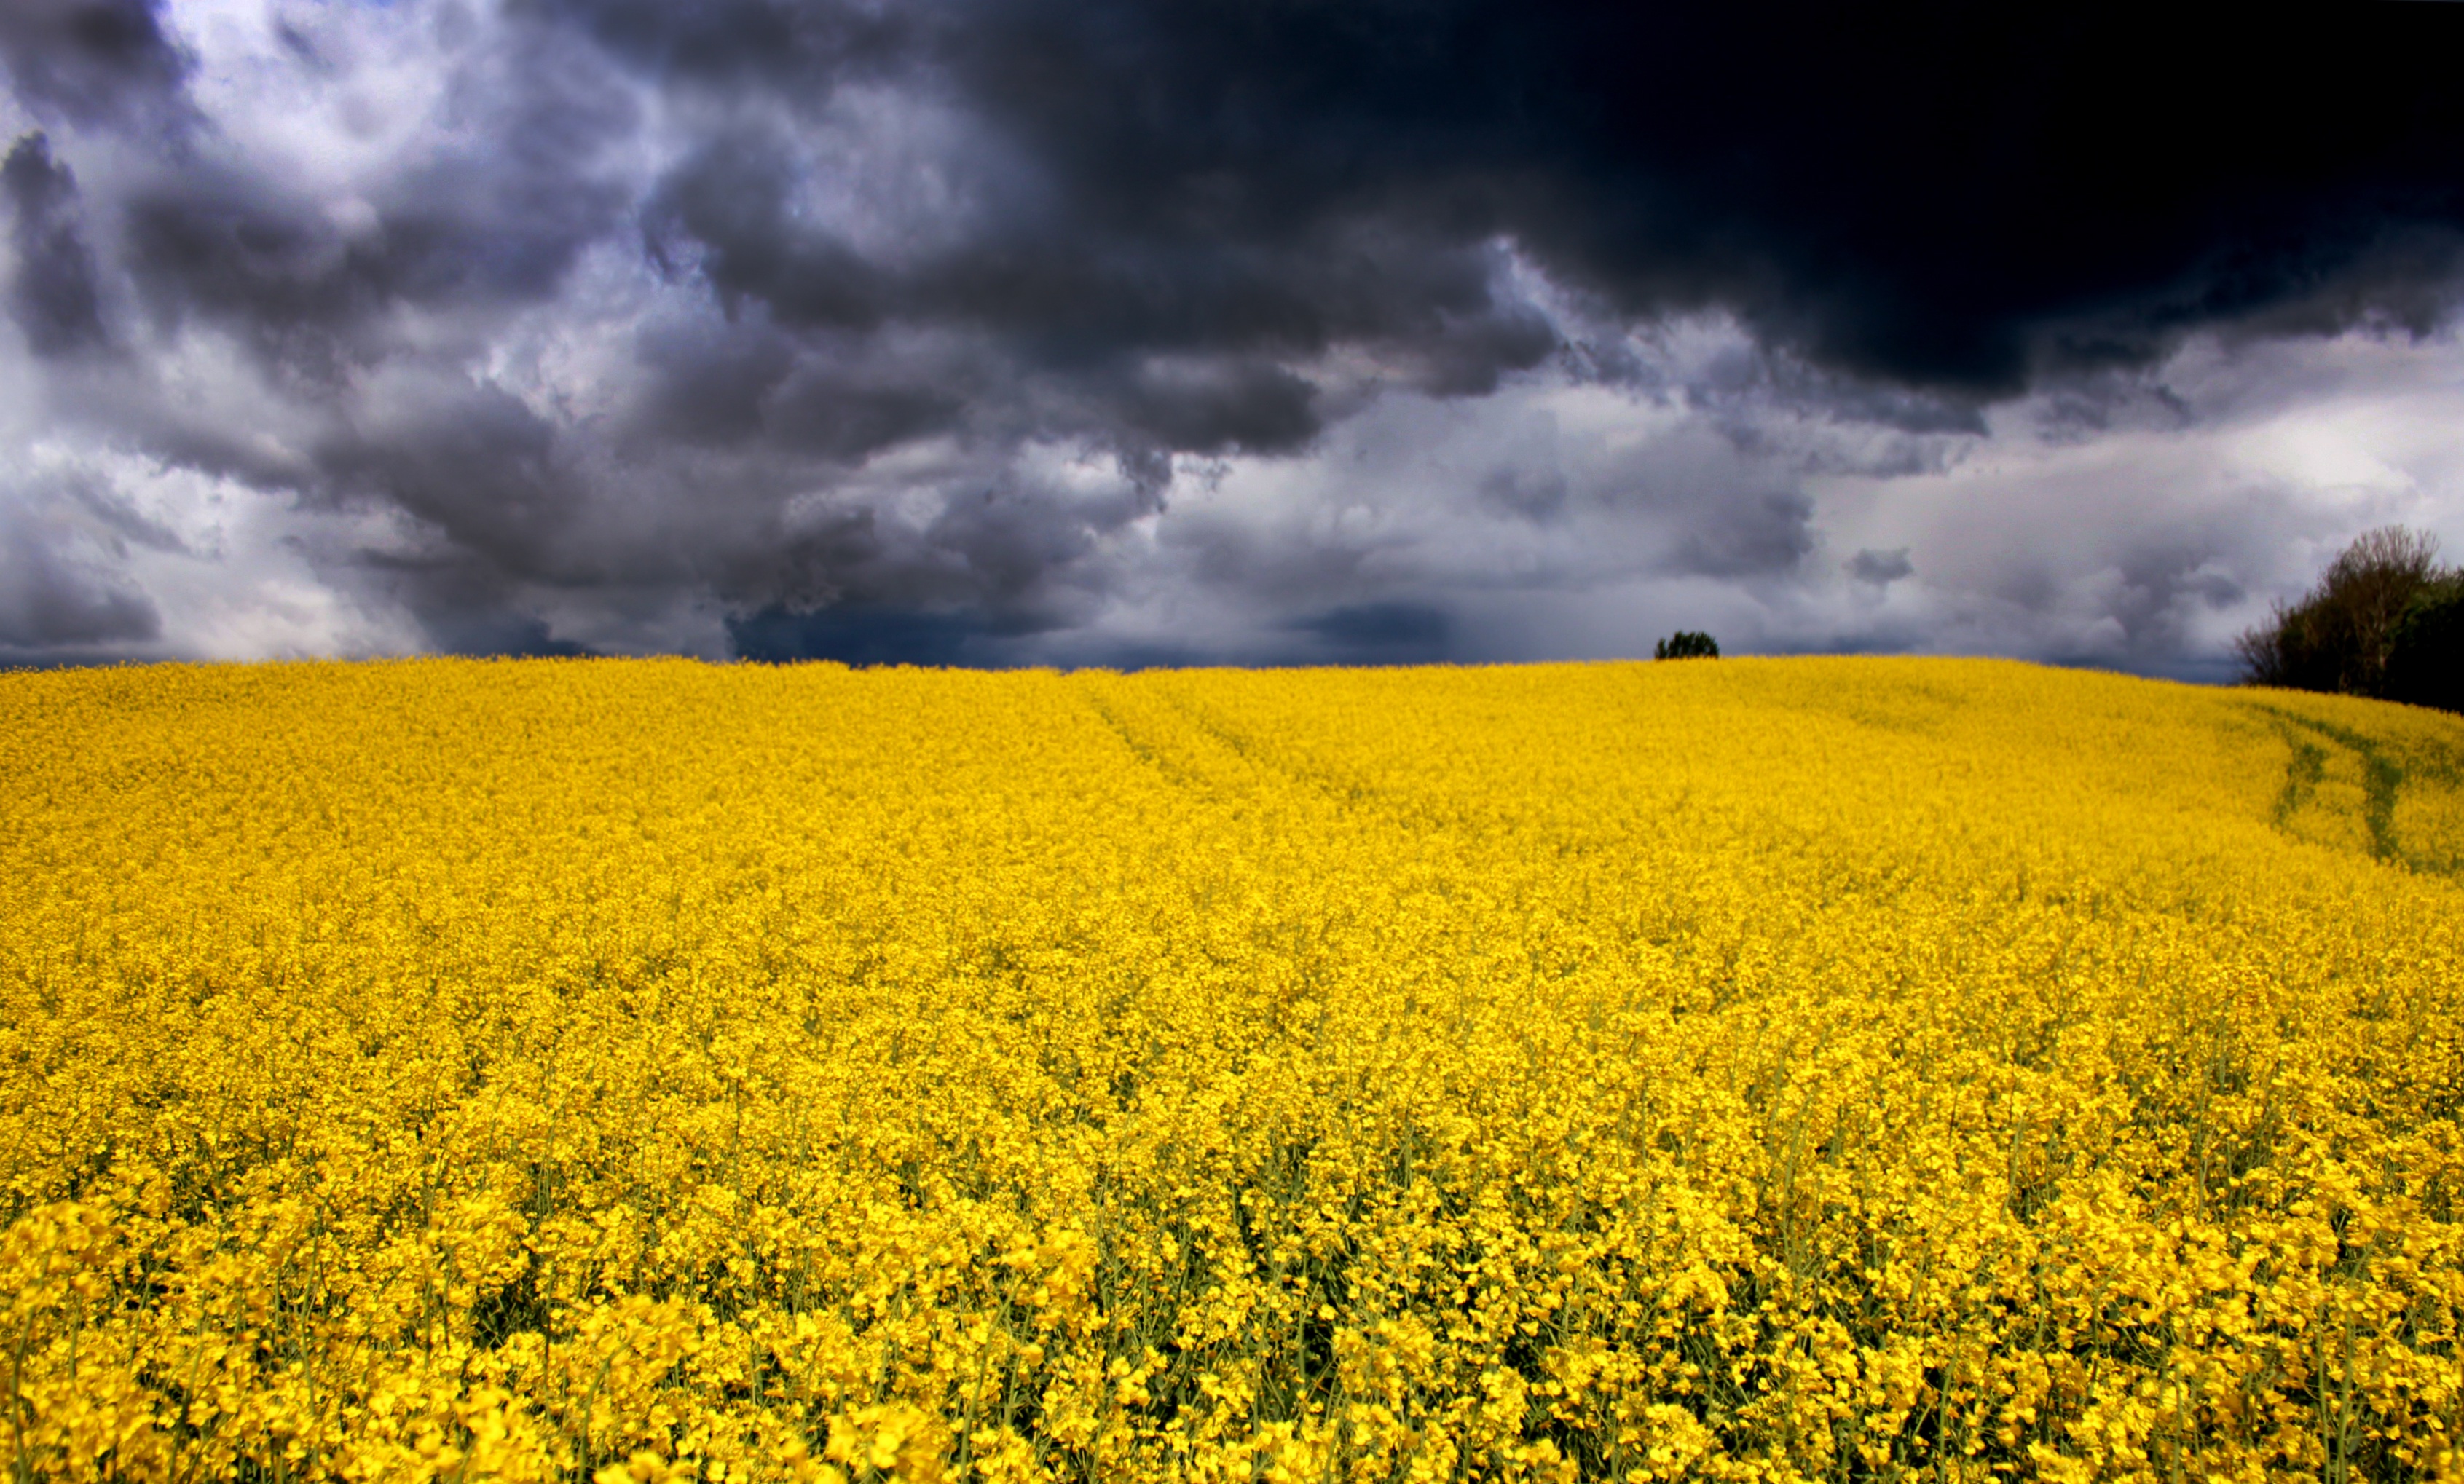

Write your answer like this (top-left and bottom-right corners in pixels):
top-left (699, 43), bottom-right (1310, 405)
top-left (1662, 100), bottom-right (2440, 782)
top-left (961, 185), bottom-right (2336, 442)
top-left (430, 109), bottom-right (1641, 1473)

top-left (4, 656), bottom-right (2460, 1483)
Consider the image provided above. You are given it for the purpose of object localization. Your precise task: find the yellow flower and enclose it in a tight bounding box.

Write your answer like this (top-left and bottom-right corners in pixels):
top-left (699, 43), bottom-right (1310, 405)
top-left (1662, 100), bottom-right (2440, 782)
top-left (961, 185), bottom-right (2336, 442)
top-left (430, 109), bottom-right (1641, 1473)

top-left (0, 655), bottom-right (2457, 1480)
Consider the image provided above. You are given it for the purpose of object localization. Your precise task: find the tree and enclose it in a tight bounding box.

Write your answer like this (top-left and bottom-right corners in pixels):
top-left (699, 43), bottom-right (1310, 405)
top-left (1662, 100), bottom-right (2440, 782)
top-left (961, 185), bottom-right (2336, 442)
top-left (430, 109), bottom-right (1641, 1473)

top-left (2384, 572), bottom-right (2464, 713)
top-left (1655, 631), bottom-right (1720, 660)
top-left (2235, 526), bottom-right (2450, 702)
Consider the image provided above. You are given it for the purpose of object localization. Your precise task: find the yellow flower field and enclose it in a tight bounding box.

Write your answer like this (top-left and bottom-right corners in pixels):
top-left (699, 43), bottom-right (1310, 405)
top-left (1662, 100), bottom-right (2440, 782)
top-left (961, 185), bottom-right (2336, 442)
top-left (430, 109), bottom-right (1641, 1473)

top-left (3, 656), bottom-right (2461, 1483)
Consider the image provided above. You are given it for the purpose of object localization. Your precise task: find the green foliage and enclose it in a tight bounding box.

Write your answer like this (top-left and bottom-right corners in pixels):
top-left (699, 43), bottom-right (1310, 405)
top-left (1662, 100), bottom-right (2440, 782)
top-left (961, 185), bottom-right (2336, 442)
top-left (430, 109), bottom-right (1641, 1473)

top-left (2237, 526), bottom-right (2461, 712)
top-left (1654, 630), bottom-right (1720, 660)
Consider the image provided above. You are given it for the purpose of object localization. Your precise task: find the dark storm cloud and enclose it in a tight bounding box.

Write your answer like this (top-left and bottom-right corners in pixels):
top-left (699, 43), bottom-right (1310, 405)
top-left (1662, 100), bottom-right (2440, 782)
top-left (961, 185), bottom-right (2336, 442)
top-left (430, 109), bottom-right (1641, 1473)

top-left (629, 318), bottom-right (965, 459)
top-left (0, 0), bottom-right (190, 131)
top-left (514, 0), bottom-right (917, 94)
top-left (924, 0), bottom-right (2464, 394)
top-left (629, 320), bottom-right (798, 446)
top-left (4, 134), bottom-right (107, 357)
top-left (1113, 359), bottom-right (1318, 456)
top-left (634, 106), bottom-right (1554, 416)
top-left (316, 384), bottom-right (584, 579)
top-left (562, 0), bottom-right (2464, 650)
top-left (642, 133), bottom-right (889, 333)
top-left (761, 366), bottom-right (963, 462)
top-left (7, 0), bottom-right (2463, 665)
top-left (122, 150), bottom-right (623, 345)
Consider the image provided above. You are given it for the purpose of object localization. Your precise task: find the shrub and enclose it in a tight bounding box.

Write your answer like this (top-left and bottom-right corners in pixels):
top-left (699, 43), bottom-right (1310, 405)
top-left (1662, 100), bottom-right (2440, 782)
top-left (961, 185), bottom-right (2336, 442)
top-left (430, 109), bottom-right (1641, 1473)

top-left (1654, 631), bottom-right (1720, 660)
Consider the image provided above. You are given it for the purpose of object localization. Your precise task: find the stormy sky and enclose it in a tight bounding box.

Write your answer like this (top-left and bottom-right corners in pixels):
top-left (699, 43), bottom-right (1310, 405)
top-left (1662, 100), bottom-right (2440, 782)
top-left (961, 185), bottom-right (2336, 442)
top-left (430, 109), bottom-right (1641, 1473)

top-left (4, 1), bottom-right (2462, 673)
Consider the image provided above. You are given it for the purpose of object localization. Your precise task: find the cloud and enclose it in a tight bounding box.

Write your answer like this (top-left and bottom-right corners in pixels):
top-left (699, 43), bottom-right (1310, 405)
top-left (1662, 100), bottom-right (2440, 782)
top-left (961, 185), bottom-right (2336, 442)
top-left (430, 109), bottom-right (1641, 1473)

top-left (4, 133), bottom-right (107, 355)
top-left (0, 0), bottom-right (191, 133)
top-left (922, 0), bottom-right (2464, 391)
top-left (1288, 601), bottom-right (1452, 665)
top-left (0, 471), bottom-right (163, 652)
top-left (1669, 492), bottom-right (1815, 579)
top-left (727, 606), bottom-right (996, 667)
top-left (0, 537), bottom-right (159, 648)
top-left (2, 0), bottom-right (2462, 671)
top-left (115, 28), bottom-right (635, 376)
top-left (1847, 548), bottom-right (1912, 587)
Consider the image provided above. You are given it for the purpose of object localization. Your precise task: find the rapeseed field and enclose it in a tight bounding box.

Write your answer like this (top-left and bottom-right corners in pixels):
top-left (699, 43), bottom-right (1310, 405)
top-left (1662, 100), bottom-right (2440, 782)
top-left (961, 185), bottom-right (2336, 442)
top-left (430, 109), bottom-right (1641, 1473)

top-left (4, 656), bottom-right (2461, 1484)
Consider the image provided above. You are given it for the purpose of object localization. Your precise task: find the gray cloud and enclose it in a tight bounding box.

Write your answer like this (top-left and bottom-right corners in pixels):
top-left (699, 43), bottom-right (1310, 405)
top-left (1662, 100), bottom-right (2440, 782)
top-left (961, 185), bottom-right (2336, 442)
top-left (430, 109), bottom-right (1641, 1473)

top-left (1290, 601), bottom-right (1451, 663)
top-left (0, 0), bottom-right (190, 133)
top-left (59, 467), bottom-right (185, 555)
top-left (0, 477), bottom-right (163, 651)
top-left (1847, 548), bottom-right (1911, 586)
top-left (118, 34), bottom-right (634, 376)
top-left (318, 382), bottom-right (581, 580)
top-left (1669, 492), bottom-right (1814, 579)
top-left (4, 134), bottom-right (106, 355)
top-left (1, 0), bottom-right (2461, 671)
